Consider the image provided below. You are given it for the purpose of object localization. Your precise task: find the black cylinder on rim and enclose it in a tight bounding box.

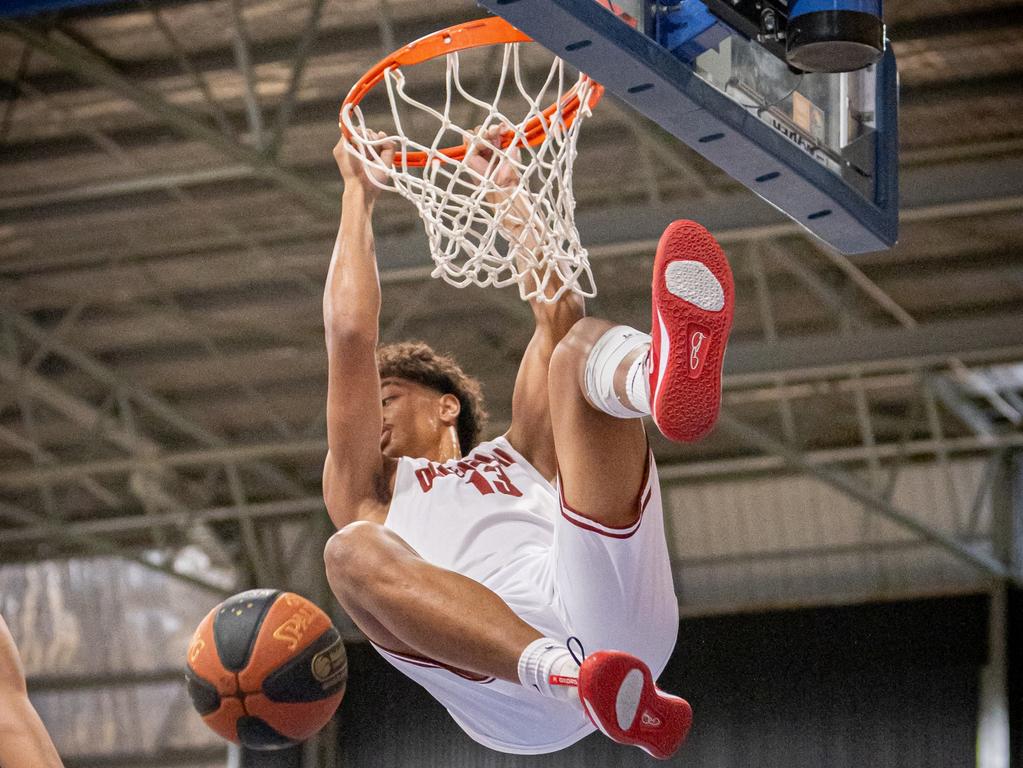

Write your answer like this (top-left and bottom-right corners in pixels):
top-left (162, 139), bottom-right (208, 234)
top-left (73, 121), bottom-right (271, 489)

top-left (786, 11), bottom-right (884, 73)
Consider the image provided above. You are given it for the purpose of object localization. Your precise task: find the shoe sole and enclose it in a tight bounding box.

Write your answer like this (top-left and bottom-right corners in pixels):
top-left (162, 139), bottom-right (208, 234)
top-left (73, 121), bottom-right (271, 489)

top-left (579, 651), bottom-right (693, 760)
top-left (650, 220), bottom-right (735, 443)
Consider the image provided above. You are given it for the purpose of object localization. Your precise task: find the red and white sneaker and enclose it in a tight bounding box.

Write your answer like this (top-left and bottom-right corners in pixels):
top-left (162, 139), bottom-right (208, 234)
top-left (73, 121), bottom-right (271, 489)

top-left (577, 650), bottom-right (693, 760)
top-left (649, 220), bottom-right (735, 443)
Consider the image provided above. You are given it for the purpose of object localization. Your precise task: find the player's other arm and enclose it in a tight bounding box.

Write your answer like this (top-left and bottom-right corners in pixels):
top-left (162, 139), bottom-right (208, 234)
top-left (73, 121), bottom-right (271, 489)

top-left (0, 616), bottom-right (64, 768)
top-left (322, 134), bottom-right (397, 528)
top-left (474, 130), bottom-right (582, 478)
top-left (505, 260), bottom-right (584, 481)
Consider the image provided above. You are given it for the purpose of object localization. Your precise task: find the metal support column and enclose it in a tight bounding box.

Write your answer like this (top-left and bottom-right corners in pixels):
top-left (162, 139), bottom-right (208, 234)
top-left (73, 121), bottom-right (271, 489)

top-left (980, 451), bottom-right (1023, 768)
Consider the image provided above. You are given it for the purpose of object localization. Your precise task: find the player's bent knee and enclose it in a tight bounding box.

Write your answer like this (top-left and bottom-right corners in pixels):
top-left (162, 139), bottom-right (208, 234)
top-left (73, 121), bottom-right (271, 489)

top-left (550, 317), bottom-right (615, 391)
top-left (550, 318), bottom-right (597, 372)
top-left (323, 520), bottom-right (389, 594)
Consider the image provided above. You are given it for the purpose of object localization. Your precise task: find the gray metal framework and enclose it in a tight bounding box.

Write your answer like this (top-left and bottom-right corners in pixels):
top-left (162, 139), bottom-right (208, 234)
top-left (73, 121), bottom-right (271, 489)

top-left (1, 0), bottom-right (1022, 764)
top-left (0, 0), bottom-right (1019, 609)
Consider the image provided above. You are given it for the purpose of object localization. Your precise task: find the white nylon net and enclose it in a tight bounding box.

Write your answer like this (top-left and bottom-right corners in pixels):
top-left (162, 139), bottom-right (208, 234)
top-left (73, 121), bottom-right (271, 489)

top-left (340, 44), bottom-right (599, 303)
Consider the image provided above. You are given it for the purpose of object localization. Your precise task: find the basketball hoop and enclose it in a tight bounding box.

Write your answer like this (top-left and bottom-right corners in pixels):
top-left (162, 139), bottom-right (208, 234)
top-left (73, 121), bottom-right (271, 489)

top-left (339, 17), bottom-right (604, 303)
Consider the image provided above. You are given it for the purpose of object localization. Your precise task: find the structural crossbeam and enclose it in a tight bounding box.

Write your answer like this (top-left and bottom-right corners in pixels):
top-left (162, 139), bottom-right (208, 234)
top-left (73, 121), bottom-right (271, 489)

top-left (1, 311), bottom-right (1020, 489)
top-left (723, 312), bottom-right (1023, 386)
top-left (715, 413), bottom-right (1015, 584)
top-left (0, 306), bottom-right (307, 498)
top-left (4, 435), bottom-right (1022, 549)
top-left (0, 20), bottom-right (337, 214)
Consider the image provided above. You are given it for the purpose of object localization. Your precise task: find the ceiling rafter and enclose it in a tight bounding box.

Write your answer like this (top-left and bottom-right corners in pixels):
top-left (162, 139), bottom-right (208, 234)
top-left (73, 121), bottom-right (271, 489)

top-left (0, 18), bottom-right (337, 214)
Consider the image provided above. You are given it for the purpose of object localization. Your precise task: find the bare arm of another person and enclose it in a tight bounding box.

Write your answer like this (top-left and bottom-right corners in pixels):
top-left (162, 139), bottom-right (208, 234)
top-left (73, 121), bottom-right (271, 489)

top-left (322, 133), bottom-right (398, 528)
top-left (0, 615), bottom-right (64, 768)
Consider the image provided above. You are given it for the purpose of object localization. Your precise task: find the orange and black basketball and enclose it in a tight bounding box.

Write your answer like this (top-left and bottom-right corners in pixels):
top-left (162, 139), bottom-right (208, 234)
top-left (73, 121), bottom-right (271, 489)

top-left (185, 589), bottom-right (347, 750)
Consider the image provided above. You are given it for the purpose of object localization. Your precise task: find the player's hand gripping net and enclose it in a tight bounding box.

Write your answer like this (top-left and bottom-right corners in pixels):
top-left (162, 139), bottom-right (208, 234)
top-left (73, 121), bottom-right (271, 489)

top-left (339, 21), bottom-right (602, 303)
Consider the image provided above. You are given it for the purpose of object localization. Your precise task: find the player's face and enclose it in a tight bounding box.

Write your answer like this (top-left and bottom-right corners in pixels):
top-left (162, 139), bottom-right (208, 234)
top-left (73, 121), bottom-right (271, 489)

top-left (379, 378), bottom-right (449, 459)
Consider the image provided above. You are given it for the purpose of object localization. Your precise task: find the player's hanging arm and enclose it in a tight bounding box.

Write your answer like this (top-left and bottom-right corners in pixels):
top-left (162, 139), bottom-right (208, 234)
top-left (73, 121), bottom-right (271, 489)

top-left (0, 616), bottom-right (64, 768)
top-left (322, 133), bottom-right (398, 528)
top-left (466, 126), bottom-right (584, 479)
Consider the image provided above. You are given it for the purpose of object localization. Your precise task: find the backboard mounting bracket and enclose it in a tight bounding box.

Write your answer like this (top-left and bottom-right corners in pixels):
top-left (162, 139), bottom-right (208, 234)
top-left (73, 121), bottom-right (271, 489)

top-left (479, 0), bottom-right (898, 253)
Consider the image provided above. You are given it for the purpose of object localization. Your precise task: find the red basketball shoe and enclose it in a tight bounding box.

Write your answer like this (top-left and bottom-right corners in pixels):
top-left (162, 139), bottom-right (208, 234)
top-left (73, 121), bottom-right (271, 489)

top-left (649, 220), bottom-right (735, 443)
top-left (577, 650), bottom-right (693, 759)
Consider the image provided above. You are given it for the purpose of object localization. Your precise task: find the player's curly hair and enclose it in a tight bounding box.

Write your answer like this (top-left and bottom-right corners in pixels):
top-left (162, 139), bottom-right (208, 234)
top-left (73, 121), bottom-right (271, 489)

top-left (377, 341), bottom-right (488, 452)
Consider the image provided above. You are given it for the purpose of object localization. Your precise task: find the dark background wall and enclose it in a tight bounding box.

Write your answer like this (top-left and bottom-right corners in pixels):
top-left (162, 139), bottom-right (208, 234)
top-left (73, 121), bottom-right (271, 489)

top-left (246, 594), bottom-right (989, 767)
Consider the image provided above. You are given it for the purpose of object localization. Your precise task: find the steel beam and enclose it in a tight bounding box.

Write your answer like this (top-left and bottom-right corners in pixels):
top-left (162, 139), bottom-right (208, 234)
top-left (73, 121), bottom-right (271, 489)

top-left (143, 0), bottom-right (235, 139)
top-left (0, 496), bottom-right (326, 545)
top-left (5, 435), bottom-right (1023, 547)
top-left (27, 668), bottom-right (185, 692)
top-left (0, 307), bottom-right (1019, 491)
top-left (929, 374), bottom-right (998, 439)
top-left (714, 412), bottom-right (1015, 584)
top-left (0, 165), bottom-right (254, 211)
top-left (265, 0), bottom-right (328, 160)
top-left (0, 423), bottom-right (119, 508)
top-left (0, 306), bottom-right (307, 498)
top-left (228, 0), bottom-right (264, 149)
top-left (3, 154), bottom-right (1023, 280)
top-left (0, 438), bottom-right (325, 488)
top-left (0, 499), bottom-right (230, 594)
top-left (658, 432), bottom-right (1023, 480)
top-left (0, 20), bottom-right (336, 214)
top-left (0, 355), bottom-right (154, 455)
top-left (992, 451), bottom-right (1023, 580)
top-left (0, 348), bottom-right (205, 527)
top-left (677, 533), bottom-right (994, 568)
top-left (890, 5), bottom-right (1023, 40)
top-left (902, 71), bottom-right (1023, 110)
top-left (806, 242), bottom-right (1022, 424)
top-left (0, 5), bottom-right (472, 100)
top-left (722, 311), bottom-right (1023, 386)
top-left (746, 244), bottom-right (798, 443)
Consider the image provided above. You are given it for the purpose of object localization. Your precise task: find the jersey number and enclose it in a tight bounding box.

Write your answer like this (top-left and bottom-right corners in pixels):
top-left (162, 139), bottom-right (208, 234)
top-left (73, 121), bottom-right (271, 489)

top-left (415, 451), bottom-right (522, 498)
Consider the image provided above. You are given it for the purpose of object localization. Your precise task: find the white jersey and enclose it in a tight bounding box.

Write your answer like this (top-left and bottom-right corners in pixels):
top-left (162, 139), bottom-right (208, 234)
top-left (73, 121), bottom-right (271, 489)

top-left (385, 436), bottom-right (560, 623)
top-left (376, 435), bottom-right (678, 754)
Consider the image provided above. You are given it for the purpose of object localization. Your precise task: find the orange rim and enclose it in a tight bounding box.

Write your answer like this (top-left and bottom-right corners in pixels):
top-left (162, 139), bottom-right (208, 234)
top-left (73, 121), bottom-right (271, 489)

top-left (339, 16), bottom-right (604, 169)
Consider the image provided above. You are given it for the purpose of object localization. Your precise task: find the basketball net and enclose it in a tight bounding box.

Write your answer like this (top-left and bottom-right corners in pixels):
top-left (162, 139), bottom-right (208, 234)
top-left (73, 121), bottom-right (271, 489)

top-left (340, 29), bottom-right (602, 303)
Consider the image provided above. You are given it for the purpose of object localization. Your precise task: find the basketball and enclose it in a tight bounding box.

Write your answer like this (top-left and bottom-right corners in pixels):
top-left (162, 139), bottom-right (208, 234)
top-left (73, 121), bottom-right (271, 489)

top-left (185, 589), bottom-right (347, 750)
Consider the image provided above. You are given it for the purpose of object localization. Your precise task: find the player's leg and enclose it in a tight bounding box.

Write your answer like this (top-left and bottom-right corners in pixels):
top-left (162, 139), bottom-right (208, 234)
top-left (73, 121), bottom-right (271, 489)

top-left (543, 220), bottom-right (734, 759)
top-left (325, 521), bottom-right (583, 708)
top-left (546, 220), bottom-right (733, 647)
top-left (549, 219), bottom-right (735, 529)
top-left (547, 318), bottom-right (649, 527)
top-left (325, 520), bottom-right (546, 683)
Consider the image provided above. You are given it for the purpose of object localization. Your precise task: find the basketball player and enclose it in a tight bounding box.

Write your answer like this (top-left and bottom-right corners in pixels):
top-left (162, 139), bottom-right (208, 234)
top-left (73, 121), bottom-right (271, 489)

top-left (0, 614), bottom-right (64, 768)
top-left (321, 128), bottom-right (734, 758)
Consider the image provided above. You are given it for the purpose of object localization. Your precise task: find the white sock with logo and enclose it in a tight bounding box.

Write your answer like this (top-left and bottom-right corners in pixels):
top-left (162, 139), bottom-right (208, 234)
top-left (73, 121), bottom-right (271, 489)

top-left (517, 638), bottom-right (582, 708)
top-left (583, 325), bottom-right (652, 418)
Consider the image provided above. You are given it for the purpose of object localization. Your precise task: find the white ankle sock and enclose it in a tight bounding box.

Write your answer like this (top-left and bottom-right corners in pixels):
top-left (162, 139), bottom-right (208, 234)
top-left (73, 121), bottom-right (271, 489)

top-left (583, 326), bottom-right (652, 419)
top-left (517, 638), bottom-right (582, 707)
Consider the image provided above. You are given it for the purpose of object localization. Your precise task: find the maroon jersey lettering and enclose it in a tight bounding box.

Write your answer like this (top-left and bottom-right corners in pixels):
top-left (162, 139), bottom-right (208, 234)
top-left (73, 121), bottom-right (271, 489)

top-left (415, 448), bottom-right (521, 497)
top-left (481, 462), bottom-right (522, 497)
top-left (464, 468), bottom-right (496, 495)
top-left (491, 448), bottom-right (516, 468)
top-left (415, 465), bottom-right (439, 492)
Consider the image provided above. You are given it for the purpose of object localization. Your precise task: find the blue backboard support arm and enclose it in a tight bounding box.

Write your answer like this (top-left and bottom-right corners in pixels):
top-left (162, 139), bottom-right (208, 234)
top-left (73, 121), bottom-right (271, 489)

top-left (479, 0), bottom-right (899, 253)
top-left (1, 0), bottom-right (124, 16)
